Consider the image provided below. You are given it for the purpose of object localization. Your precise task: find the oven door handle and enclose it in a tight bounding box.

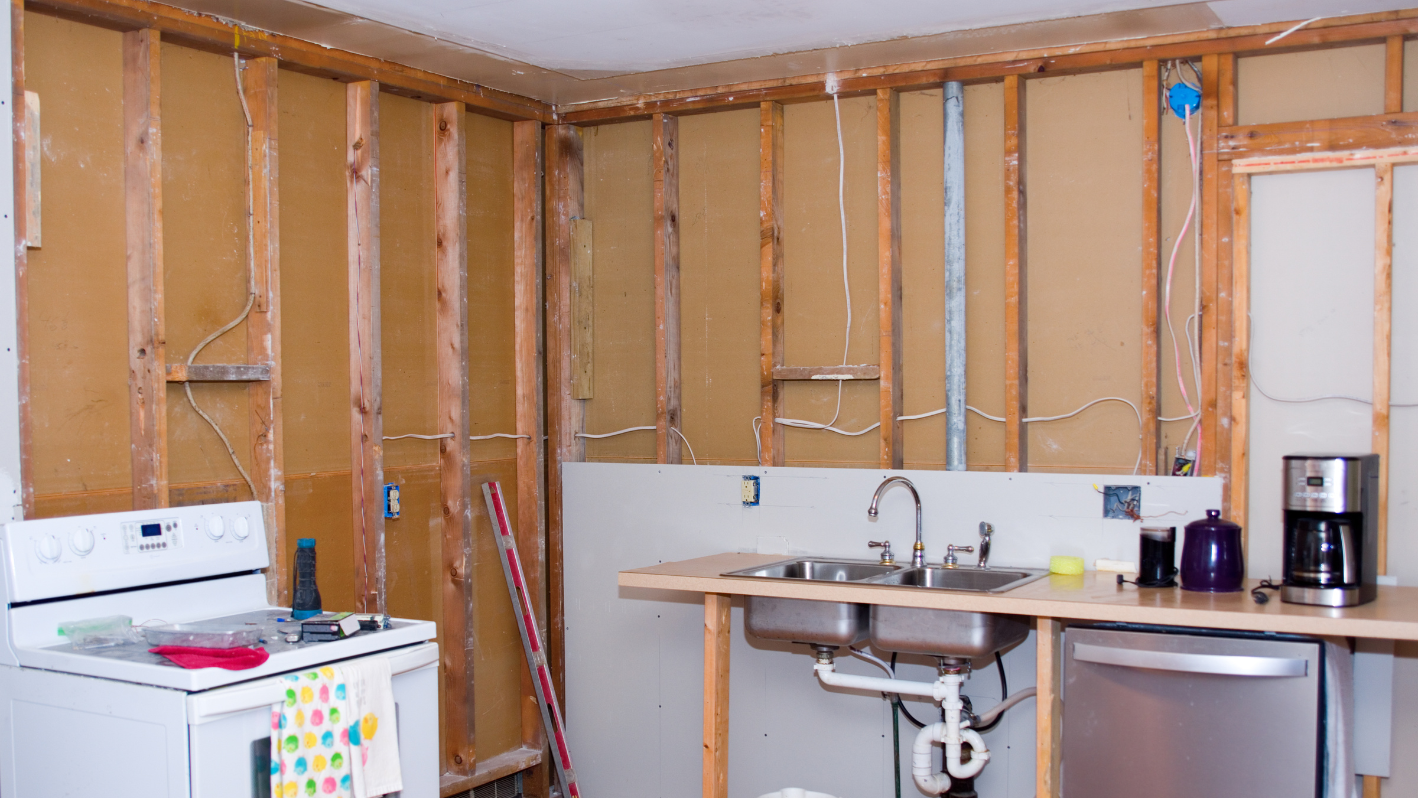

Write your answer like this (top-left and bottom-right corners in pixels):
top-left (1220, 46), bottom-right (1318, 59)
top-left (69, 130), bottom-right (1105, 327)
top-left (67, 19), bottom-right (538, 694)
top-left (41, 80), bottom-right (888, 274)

top-left (1072, 642), bottom-right (1309, 677)
top-left (187, 642), bottom-right (438, 724)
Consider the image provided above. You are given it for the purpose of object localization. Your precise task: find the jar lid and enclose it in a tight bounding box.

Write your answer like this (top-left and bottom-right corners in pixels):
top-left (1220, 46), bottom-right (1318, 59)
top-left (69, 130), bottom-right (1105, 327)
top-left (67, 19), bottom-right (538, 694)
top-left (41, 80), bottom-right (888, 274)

top-left (1185, 509), bottom-right (1241, 533)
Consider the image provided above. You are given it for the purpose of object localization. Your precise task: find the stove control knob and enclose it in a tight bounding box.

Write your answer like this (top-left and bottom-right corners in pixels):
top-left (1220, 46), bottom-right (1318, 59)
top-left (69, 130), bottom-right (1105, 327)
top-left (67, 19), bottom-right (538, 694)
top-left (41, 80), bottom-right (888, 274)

top-left (232, 516), bottom-right (250, 541)
top-left (206, 515), bottom-right (225, 541)
top-left (36, 534), bottom-right (61, 563)
top-left (69, 528), bottom-right (95, 557)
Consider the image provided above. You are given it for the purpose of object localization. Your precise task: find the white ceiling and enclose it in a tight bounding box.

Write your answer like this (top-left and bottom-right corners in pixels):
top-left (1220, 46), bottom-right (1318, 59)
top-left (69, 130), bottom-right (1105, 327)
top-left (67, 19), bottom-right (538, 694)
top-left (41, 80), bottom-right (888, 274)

top-left (293, 0), bottom-right (1413, 78)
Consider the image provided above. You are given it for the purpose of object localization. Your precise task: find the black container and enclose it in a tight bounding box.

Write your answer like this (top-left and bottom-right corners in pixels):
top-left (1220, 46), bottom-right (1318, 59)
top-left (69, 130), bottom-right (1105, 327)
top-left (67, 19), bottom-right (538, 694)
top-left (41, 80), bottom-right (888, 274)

top-left (1138, 526), bottom-right (1178, 587)
top-left (292, 538), bottom-right (322, 620)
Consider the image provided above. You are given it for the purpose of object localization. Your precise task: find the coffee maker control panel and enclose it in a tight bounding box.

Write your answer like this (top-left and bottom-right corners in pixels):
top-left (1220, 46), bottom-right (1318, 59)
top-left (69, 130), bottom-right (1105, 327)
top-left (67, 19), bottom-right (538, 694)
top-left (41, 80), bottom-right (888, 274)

top-left (1284, 455), bottom-right (1366, 513)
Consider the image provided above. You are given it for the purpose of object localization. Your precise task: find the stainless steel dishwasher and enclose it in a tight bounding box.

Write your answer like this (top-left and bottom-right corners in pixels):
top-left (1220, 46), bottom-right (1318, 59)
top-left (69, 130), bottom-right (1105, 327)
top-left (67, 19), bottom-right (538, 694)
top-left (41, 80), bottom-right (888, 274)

top-left (1062, 624), bottom-right (1326, 797)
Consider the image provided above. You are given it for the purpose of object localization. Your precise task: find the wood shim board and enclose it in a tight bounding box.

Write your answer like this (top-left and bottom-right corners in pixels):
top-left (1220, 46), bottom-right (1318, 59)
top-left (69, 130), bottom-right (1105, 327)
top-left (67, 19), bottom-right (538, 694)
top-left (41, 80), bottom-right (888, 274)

top-left (1232, 145), bottom-right (1418, 174)
top-left (482, 481), bottom-right (581, 798)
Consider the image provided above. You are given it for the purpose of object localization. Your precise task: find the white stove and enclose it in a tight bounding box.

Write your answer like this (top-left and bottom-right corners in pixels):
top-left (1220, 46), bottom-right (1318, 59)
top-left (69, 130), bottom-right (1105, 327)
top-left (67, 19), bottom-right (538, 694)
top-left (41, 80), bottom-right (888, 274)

top-left (0, 502), bottom-right (440, 797)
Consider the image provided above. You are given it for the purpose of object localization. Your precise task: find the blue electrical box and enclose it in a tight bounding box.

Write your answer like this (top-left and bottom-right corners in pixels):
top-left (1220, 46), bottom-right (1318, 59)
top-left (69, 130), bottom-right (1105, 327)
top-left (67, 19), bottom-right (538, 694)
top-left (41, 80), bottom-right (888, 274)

top-left (741, 475), bottom-right (760, 506)
top-left (384, 483), bottom-right (401, 519)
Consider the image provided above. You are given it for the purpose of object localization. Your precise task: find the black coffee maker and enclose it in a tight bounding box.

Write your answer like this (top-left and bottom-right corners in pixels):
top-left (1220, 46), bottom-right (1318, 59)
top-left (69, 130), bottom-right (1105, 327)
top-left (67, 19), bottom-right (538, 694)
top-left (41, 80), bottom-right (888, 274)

top-left (1281, 454), bottom-right (1379, 607)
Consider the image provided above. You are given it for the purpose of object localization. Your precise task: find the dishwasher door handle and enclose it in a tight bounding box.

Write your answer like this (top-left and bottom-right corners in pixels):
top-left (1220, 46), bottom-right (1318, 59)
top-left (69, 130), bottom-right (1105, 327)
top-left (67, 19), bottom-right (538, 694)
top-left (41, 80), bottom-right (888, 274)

top-left (1072, 642), bottom-right (1309, 677)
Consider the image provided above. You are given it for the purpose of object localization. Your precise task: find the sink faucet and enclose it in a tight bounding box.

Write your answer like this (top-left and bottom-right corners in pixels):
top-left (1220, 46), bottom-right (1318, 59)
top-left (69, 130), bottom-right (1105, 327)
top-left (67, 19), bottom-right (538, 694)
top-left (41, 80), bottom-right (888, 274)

top-left (868, 476), bottom-right (924, 567)
top-left (867, 540), bottom-right (895, 565)
top-left (977, 522), bottom-right (993, 569)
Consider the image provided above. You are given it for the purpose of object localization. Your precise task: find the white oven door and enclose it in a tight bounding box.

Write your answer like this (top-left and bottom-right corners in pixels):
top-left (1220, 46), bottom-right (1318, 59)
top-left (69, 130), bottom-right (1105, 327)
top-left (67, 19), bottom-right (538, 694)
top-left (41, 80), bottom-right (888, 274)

top-left (186, 642), bottom-right (439, 798)
top-left (0, 663), bottom-right (192, 797)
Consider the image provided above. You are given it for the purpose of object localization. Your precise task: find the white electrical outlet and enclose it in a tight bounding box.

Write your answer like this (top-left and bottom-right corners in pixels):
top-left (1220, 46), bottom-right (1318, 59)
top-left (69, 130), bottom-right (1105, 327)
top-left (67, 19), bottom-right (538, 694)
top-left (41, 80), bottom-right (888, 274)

top-left (741, 475), bottom-right (760, 506)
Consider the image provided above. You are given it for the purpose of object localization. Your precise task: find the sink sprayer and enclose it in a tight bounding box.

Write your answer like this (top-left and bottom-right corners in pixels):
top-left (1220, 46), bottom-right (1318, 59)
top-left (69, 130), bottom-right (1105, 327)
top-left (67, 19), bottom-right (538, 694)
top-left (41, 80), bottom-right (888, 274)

top-left (810, 646), bottom-right (1036, 795)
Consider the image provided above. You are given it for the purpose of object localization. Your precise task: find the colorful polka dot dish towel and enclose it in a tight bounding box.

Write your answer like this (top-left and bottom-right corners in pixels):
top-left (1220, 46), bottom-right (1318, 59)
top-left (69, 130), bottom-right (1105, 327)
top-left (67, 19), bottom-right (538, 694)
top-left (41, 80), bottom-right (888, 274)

top-left (270, 657), bottom-right (402, 798)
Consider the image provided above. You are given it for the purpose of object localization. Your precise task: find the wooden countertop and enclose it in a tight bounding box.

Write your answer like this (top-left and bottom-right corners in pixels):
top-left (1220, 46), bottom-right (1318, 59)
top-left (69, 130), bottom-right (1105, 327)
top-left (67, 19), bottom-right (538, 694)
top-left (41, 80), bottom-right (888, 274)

top-left (619, 553), bottom-right (1418, 641)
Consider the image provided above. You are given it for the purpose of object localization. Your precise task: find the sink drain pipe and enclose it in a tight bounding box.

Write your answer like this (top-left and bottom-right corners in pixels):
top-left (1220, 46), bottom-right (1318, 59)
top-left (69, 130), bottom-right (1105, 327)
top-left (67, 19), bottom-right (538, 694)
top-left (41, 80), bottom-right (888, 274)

top-left (814, 653), bottom-right (989, 794)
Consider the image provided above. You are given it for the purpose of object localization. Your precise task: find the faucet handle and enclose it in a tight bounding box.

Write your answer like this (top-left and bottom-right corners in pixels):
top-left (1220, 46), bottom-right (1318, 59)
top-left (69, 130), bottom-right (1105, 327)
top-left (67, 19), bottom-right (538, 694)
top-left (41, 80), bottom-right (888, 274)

top-left (868, 540), bottom-right (895, 565)
top-left (944, 544), bottom-right (975, 567)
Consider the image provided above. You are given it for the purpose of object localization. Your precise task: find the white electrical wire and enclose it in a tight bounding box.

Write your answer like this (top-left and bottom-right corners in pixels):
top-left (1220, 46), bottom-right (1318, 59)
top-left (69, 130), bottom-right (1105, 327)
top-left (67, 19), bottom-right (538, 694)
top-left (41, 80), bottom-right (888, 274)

top-left (1266, 17), bottom-right (1322, 46)
top-left (1247, 314), bottom-right (1418, 406)
top-left (752, 85), bottom-right (857, 462)
top-left (181, 54), bottom-right (259, 502)
top-left (383, 433), bottom-right (454, 440)
top-left (470, 433), bottom-right (532, 441)
top-left (575, 426), bottom-right (698, 464)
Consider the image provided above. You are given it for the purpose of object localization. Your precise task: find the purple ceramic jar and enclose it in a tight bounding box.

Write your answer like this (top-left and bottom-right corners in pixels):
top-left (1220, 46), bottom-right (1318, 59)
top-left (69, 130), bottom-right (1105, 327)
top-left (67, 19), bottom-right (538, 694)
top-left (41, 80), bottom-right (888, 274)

top-left (1180, 509), bottom-right (1245, 592)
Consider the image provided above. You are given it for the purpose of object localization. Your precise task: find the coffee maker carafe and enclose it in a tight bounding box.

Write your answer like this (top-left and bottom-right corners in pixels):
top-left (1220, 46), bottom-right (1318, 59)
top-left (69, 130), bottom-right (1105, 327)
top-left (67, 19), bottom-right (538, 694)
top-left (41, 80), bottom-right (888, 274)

top-left (1281, 454), bottom-right (1379, 607)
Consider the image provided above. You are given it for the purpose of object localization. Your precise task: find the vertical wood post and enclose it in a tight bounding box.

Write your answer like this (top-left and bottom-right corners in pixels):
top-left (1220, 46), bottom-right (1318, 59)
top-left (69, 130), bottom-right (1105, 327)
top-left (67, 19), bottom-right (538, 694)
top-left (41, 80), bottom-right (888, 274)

top-left (124, 28), bottom-right (167, 510)
top-left (1229, 172), bottom-right (1251, 542)
top-left (11, 0), bottom-right (30, 517)
top-left (1387, 35), bottom-right (1405, 115)
top-left (545, 123), bottom-right (585, 706)
top-left (512, 118), bottom-right (549, 768)
top-left (1374, 162), bottom-right (1394, 577)
top-left (346, 80), bottom-right (383, 614)
top-left (242, 56), bottom-right (285, 603)
top-left (877, 89), bottom-right (903, 469)
top-left (1003, 75), bottom-right (1028, 472)
top-left (653, 113), bottom-right (682, 464)
top-left (1214, 56), bottom-right (1237, 503)
top-left (434, 101), bottom-right (473, 777)
top-left (759, 102), bottom-right (785, 466)
top-left (1140, 61), bottom-right (1162, 475)
top-left (1035, 617), bottom-right (1063, 798)
top-left (1199, 53), bottom-right (1237, 484)
top-left (703, 593), bottom-right (732, 798)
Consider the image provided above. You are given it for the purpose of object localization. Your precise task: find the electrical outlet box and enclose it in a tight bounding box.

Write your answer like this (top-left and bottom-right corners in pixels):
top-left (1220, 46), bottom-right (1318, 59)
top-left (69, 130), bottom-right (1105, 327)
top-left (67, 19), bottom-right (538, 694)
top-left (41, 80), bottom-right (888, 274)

top-left (741, 475), bottom-right (760, 506)
top-left (1102, 485), bottom-right (1141, 520)
top-left (384, 483), bottom-right (401, 519)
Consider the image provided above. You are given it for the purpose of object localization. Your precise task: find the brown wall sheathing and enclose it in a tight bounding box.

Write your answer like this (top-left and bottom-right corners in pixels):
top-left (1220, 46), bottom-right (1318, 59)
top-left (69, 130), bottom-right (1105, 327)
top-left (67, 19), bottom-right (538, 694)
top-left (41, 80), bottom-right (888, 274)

top-left (582, 121), bottom-right (657, 462)
top-left (780, 97), bottom-right (880, 467)
top-left (679, 108), bottom-right (761, 466)
top-left (465, 111), bottom-right (525, 758)
top-left (278, 68), bottom-right (354, 609)
top-left (962, 83), bottom-right (1009, 470)
top-left (24, 14), bottom-right (129, 505)
top-left (161, 43), bottom-right (254, 493)
top-left (897, 85), bottom-right (1010, 471)
top-left (1025, 70), bottom-right (1145, 474)
top-left (1238, 45), bottom-right (1386, 125)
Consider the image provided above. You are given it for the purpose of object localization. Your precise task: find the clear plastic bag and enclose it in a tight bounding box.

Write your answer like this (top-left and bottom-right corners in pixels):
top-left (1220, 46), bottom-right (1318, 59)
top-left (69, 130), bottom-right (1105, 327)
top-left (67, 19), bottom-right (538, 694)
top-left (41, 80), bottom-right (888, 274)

top-left (141, 622), bottom-right (261, 649)
top-left (58, 615), bottom-right (143, 649)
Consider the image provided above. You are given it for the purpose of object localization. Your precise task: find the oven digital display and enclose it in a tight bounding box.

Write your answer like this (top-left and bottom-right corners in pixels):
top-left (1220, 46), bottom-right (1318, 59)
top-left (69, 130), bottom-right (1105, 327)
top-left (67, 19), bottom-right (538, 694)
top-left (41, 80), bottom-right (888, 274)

top-left (1306, 476), bottom-right (1326, 487)
top-left (140, 523), bottom-right (162, 538)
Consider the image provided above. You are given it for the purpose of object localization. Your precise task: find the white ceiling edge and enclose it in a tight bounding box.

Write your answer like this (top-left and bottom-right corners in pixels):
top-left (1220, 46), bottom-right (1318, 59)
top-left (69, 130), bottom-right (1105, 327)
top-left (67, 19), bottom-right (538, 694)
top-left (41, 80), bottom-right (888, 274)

top-left (159, 0), bottom-right (1414, 107)
top-left (294, 0), bottom-right (1204, 77)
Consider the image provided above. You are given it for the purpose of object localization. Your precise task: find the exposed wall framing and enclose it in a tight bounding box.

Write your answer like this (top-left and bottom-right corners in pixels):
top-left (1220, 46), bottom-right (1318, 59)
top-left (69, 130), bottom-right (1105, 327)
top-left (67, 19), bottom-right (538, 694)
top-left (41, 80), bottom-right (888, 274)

top-left (653, 113), bottom-right (682, 465)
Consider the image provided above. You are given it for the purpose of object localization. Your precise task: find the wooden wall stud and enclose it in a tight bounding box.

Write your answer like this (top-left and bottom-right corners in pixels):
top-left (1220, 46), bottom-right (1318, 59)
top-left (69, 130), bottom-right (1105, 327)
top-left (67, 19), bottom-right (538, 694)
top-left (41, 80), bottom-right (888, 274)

top-left (434, 100), bottom-right (473, 777)
top-left (1003, 74), bottom-right (1028, 472)
top-left (346, 80), bottom-right (384, 613)
top-left (759, 102), bottom-right (785, 466)
top-left (124, 28), bottom-right (167, 510)
top-left (877, 89), bottom-right (903, 469)
top-left (545, 123), bottom-right (585, 705)
top-left (241, 56), bottom-right (285, 605)
top-left (653, 113), bottom-right (682, 464)
top-left (1141, 61), bottom-right (1161, 475)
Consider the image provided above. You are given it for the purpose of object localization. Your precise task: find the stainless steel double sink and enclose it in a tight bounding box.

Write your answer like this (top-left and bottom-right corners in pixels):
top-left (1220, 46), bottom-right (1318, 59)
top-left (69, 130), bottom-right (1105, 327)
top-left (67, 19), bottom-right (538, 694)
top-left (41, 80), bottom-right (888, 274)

top-left (724, 557), bottom-right (1046, 658)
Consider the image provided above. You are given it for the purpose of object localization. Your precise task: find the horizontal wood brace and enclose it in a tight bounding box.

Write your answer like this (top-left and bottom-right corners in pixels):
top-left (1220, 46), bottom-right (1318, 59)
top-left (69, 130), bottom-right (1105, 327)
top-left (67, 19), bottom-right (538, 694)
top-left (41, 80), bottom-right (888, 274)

top-left (1217, 111), bottom-right (1418, 159)
top-left (772, 365), bottom-right (880, 381)
top-left (165, 363), bottom-right (271, 382)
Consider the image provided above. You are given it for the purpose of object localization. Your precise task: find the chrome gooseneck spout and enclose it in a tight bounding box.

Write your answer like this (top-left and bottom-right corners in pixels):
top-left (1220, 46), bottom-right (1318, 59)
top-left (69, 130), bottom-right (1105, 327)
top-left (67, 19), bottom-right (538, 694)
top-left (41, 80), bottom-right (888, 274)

top-left (868, 476), bottom-right (924, 567)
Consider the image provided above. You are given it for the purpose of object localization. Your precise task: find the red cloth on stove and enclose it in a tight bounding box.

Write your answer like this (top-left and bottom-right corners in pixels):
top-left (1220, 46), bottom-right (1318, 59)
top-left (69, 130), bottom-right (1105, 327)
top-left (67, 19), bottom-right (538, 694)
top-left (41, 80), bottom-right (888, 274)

top-left (149, 645), bottom-right (270, 670)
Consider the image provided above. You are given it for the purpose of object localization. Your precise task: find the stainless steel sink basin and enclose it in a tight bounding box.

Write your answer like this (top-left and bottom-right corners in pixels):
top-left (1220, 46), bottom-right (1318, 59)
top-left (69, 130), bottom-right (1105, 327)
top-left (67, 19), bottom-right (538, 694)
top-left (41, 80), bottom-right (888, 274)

top-left (864, 566), bottom-right (1046, 593)
top-left (723, 558), bottom-right (901, 647)
top-left (864, 566), bottom-right (1045, 658)
top-left (725, 558), bottom-right (901, 583)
